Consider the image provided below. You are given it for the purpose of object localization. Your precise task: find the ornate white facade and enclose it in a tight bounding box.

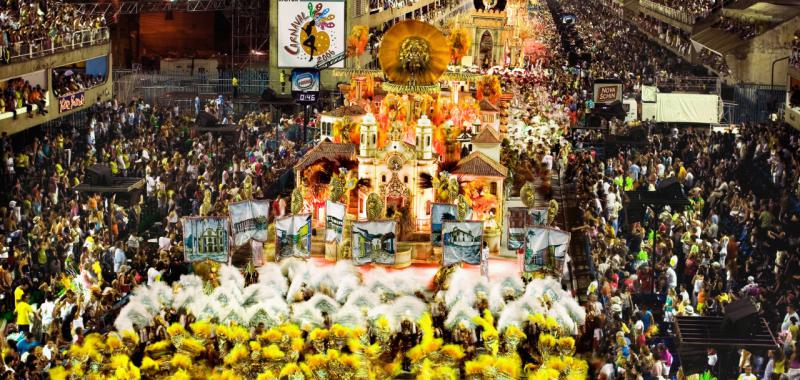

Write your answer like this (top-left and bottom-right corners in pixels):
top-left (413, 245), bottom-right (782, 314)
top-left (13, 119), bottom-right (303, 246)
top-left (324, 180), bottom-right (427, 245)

top-left (357, 113), bottom-right (437, 230)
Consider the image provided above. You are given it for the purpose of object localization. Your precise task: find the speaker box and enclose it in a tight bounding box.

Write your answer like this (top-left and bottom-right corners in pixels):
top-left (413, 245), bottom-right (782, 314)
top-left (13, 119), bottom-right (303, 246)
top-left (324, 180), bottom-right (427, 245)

top-left (721, 298), bottom-right (759, 337)
top-left (195, 111), bottom-right (218, 128)
top-left (85, 164), bottom-right (112, 186)
top-left (656, 177), bottom-right (682, 192)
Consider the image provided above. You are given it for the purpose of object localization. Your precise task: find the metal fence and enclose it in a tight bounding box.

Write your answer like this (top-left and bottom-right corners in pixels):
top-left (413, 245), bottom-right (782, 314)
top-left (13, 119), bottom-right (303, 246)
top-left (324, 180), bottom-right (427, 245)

top-left (113, 69), bottom-right (275, 105)
top-left (723, 83), bottom-right (785, 124)
top-left (4, 27), bottom-right (110, 64)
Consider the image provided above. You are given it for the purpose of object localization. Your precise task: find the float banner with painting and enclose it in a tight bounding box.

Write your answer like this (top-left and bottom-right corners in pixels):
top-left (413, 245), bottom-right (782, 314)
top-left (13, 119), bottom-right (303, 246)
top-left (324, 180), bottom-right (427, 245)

top-left (351, 221), bottom-right (397, 265)
top-left (523, 226), bottom-right (571, 275)
top-left (431, 203), bottom-right (457, 245)
top-left (442, 220), bottom-right (484, 267)
top-left (325, 201), bottom-right (346, 242)
top-left (183, 217), bottom-right (230, 263)
top-left (507, 207), bottom-right (527, 250)
top-left (229, 200), bottom-right (270, 246)
top-left (275, 214), bottom-right (312, 260)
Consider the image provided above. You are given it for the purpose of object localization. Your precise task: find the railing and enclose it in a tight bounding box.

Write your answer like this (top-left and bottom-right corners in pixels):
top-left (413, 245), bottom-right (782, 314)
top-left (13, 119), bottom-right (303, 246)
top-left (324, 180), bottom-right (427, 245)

top-left (655, 76), bottom-right (721, 95)
top-left (4, 27), bottom-right (110, 64)
top-left (639, 0), bottom-right (700, 25)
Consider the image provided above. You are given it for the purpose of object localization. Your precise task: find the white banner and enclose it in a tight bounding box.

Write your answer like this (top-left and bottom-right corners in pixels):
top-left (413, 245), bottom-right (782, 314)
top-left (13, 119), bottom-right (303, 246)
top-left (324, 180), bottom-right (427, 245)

top-left (523, 227), bottom-right (571, 275)
top-left (655, 93), bottom-right (720, 124)
top-left (325, 201), bottom-right (346, 242)
top-left (277, 0), bottom-right (346, 68)
top-left (442, 221), bottom-right (484, 267)
top-left (524, 227), bottom-right (550, 272)
top-left (230, 200), bottom-right (270, 246)
top-left (275, 214), bottom-right (312, 260)
top-left (351, 221), bottom-right (397, 265)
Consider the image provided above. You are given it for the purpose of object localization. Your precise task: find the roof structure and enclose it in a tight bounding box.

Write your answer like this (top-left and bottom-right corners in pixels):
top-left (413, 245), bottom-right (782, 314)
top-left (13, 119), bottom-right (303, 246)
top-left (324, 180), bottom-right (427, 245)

top-left (674, 315), bottom-right (777, 349)
top-left (453, 151), bottom-right (508, 177)
top-left (320, 105), bottom-right (367, 118)
top-left (293, 142), bottom-right (357, 172)
top-left (479, 99), bottom-right (500, 112)
top-left (457, 131), bottom-right (474, 142)
top-left (472, 126), bottom-right (502, 144)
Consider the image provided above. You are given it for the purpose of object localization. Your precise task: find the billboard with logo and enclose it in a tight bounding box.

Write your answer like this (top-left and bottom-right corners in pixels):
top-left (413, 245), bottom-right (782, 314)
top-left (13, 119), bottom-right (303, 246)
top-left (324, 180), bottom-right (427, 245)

top-left (592, 79), bottom-right (622, 105)
top-left (278, 0), bottom-right (345, 68)
top-left (291, 69), bottom-right (321, 92)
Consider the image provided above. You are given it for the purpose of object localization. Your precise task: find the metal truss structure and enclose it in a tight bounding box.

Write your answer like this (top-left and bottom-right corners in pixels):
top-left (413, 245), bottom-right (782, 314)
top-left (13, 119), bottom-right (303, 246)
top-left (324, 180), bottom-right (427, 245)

top-left (71, 0), bottom-right (256, 17)
top-left (71, 0), bottom-right (267, 69)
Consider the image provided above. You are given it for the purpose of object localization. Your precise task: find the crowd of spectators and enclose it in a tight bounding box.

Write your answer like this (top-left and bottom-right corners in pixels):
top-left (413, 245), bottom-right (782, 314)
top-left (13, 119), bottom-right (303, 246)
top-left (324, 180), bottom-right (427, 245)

top-left (713, 16), bottom-right (764, 41)
top-left (697, 48), bottom-right (732, 76)
top-left (545, 0), bottom-right (799, 378)
top-left (0, 95), bottom-right (311, 377)
top-left (51, 71), bottom-right (104, 98)
top-left (634, 14), bottom-right (692, 58)
top-left (1, 78), bottom-right (47, 119)
top-left (0, 0), bottom-right (107, 63)
top-left (641, 0), bottom-right (721, 23)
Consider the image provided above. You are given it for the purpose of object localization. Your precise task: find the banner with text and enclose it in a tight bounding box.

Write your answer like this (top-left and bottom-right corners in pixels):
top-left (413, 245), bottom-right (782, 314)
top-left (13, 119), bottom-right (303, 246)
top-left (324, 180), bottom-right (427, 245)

top-left (229, 200), bottom-right (270, 246)
top-left (59, 92), bottom-right (85, 113)
top-left (442, 221), bottom-right (484, 267)
top-left (351, 220), bottom-right (397, 265)
top-left (183, 217), bottom-right (230, 263)
top-left (275, 214), bottom-right (312, 260)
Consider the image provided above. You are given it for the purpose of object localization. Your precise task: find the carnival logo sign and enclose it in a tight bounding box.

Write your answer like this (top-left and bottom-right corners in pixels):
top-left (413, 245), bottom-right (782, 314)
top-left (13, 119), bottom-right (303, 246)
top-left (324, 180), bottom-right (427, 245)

top-left (59, 92), bottom-right (85, 113)
top-left (279, 0), bottom-right (345, 68)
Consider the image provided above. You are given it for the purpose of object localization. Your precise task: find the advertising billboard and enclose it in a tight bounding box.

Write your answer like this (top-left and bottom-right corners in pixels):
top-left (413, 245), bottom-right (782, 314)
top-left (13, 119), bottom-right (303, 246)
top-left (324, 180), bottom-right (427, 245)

top-left (278, 0), bottom-right (345, 68)
top-left (592, 79), bottom-right (622, 105)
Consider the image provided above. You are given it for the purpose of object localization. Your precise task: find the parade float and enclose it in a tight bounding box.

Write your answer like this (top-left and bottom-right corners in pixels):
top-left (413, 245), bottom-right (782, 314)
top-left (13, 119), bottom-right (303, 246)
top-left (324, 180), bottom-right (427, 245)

top-left (288, 19), bottom-right (523, 267)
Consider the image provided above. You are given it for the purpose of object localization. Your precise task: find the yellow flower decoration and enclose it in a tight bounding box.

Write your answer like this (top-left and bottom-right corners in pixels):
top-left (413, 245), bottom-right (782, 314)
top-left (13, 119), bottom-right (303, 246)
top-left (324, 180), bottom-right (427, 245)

top-left (223, 344), bottom-right (250, 366)
top-left (190, 320), bottom-right (213, 338)
top-left (262, 344), bottom-right (285, 360)
top-left (167, 323), bottom-right (187, 337)
top-left (170, 353), bottom-right (192, 369)
top-left (140, 356), bottom-right (159, 371)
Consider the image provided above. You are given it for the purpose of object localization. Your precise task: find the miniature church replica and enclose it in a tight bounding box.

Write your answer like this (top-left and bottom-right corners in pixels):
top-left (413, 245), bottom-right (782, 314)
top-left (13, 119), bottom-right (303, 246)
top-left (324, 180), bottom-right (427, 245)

top-left (356, 113), bottom-right (438, 228)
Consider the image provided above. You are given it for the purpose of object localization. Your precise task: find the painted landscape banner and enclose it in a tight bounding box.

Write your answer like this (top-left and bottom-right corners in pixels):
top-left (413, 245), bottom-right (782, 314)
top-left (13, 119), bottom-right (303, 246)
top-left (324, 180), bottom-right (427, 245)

top-left (507, 207), bottom-right (528, 250)
top-left (527, 207), bottom-right (548, 226)
top-left (325, 201), bottom-right (346, 242)
top-left (549, 229), bottom-right (571, 274)
top-left (523, 227), bottom-right (571, 274)
top-left (275, 214), bottom-right (312, 261)
top-left (431, 203), bottom-right (457, 245)
top-left (523, 227), bottom-right (550, 272)
top-left (183, 217), bottom-right (230, 263)
top-left (351, 221), bottom-right (397, 265)
top-left (229, 200), bottom-right (270, 246)
top-left (442, 221), bottom-right (484, 267)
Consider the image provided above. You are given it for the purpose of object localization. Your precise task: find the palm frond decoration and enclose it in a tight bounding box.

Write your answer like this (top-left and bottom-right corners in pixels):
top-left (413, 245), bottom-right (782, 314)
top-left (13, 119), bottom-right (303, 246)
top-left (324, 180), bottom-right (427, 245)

top-left (419, 172), bottom-right (434, 189)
